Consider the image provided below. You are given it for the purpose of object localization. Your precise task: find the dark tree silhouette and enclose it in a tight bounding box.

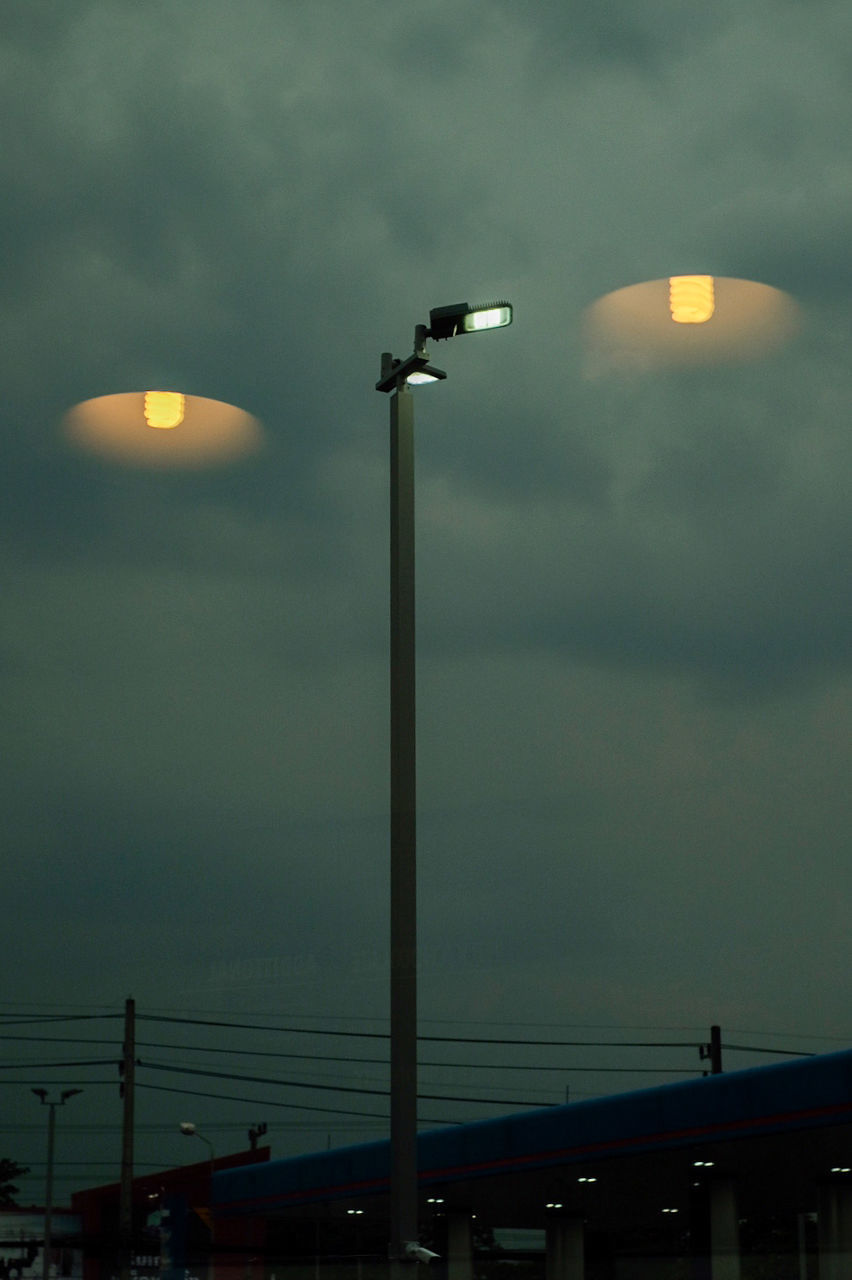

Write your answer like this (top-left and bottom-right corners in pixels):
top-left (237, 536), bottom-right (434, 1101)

top-left (0, 1158), bottom-right (29, 1207)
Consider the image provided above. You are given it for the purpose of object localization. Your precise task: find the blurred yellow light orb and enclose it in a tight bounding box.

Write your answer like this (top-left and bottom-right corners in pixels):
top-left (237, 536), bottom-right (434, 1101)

top-left (63, 391), bottom-right (263, 467)
top-left (582, 276), bottom-right (799, 374)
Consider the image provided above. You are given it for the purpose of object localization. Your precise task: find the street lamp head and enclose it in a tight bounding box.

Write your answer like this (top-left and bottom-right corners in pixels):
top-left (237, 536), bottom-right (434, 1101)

top-left (60, 1089), bottom-right (83, 1103)
top-left (32, 1088), bottom-right (48, 1103)
top-left (376, 299), bottom-right (511, 391)
top-left (376, 351), bottom-right (447, 394)
top-left (427, 301), bottom-right (513, 340)
top-left (179, 1122), bottom-right (197, 1136)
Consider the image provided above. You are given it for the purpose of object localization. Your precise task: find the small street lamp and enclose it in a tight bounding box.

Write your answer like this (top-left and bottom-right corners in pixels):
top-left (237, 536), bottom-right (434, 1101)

top-left (32, 1088), bottom-right (82, 1280)
top-left (178, 1123), bottom-right (216, 1273)
top-left (179, 1121), bottom-right (215, 1167)
top-left (376, 301), bottom-right (513, 1268)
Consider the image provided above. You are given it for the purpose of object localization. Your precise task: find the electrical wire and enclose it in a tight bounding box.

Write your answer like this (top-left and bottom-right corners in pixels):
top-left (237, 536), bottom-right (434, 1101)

top-left (139, 1060), bottom-right (556, 1108)
top-left (137, 1080), bottom-right (457, 1124)
top-left (0, 1059), bottom-right (119, 1069)
top-left (137, 1013), bottom-right (704, 1050)
top-left (0, 1014), bottom-right (122, 1026)
top-left (0, 1034), bottom-right (700, 1073)
top-left (724, 1042), bottom-right (814, 1057)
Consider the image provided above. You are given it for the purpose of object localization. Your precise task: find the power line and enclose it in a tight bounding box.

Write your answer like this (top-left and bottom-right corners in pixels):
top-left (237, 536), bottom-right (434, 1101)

top-left (136, 1081), bottom-right (451, 1123)
top-left (0, 1035), bottom-right (123, 1046)
top-left (724, 1042), bottom-right (814, 1057)
top-left (0, 1034), bottom-right (700, 1073)
top-left (0, 1081), bottom-right (116, 1087)
top-left (0, 1014), bottom-right (122, 1026)
top-left (2, 1003), bottom-right (848, 1043)
top-left (137, 1014), bottom-right (388, 1038)
top-left (137, 1013), bottom-right (702, 1050)
top-left (0, 1011), bottom-right (832, 1063)
top-left (0, 1002), bottom-right (711, 1034)
top-left (0, 1059), bottom-right (118, 1070)
top-left (139, 1060), bottom-right (556, 1108)
top-left (119, 1005), bottom-right (717, 1034)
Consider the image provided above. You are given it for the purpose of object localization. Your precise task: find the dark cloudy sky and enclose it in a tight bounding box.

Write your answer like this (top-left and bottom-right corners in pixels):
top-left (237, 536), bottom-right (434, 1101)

top-left (3, 0), bottom-right (851, 1203)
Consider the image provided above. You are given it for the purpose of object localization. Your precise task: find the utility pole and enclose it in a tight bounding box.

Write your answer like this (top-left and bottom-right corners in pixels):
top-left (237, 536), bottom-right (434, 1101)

top-left (700, 1025), bottom-right (723, 1075)
top-left (119, 997), bottom-right (136, 1280)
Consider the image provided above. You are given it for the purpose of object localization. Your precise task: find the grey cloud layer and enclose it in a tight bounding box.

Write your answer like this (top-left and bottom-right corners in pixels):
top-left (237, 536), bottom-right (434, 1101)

top-left (2, 0), bottom-right (851, 1199)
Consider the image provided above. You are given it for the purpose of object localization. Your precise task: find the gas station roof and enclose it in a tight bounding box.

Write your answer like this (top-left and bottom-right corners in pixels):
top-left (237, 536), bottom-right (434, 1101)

top-left (213, 1049), bottom-right (852, 1232)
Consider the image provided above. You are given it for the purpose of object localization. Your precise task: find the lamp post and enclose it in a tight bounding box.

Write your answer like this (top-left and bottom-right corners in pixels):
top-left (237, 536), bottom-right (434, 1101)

top-left (32, 1088), bottom-right (82, 1280)
top-left (179, 1121), bottom-right (215, 1168)
top-left (376, 302), bottom-right (512, 1267)
top-left (179, 1124), bottom-right (216, 1280)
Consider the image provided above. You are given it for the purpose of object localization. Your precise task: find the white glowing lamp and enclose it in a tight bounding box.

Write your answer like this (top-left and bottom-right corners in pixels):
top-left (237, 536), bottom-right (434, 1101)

top-left (427, 301), bottom-right (513, 340)
top-left (462, 305), bottom-right (513, 332)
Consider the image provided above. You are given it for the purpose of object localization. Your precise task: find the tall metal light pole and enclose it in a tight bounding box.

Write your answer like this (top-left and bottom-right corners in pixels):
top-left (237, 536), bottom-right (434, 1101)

top-left (32, 1088), bottom-right (82, 1280)
top-left (376, 302), bottom-right (512, 1267)
top-left (119, 996), bottom-right (136, 1280)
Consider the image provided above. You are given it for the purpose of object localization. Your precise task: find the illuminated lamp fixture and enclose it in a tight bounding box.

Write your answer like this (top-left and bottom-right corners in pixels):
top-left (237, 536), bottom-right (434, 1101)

top-left (669, 275), bottom-right (715, 324)
top-left (63, 391), bottom-right (262, 467)
top-left (427, 301), bottom-right (513, 340)
top-left (582, 276), bottom-right (799, 374)
top-left (143, 390), bottom-right (186, 429)
top-left (376, 300), bottom-right (513, 393)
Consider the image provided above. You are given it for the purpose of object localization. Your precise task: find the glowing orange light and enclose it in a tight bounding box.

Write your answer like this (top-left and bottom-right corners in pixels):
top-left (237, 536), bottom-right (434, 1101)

top-left (669, 276), bottom-right (715, 324)
top-left (63, 392), bottom-right (263, 467)
top-left (144, 390), bottom-right (186, 429)
top-left (582, 276), bottom-right (799, 374)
